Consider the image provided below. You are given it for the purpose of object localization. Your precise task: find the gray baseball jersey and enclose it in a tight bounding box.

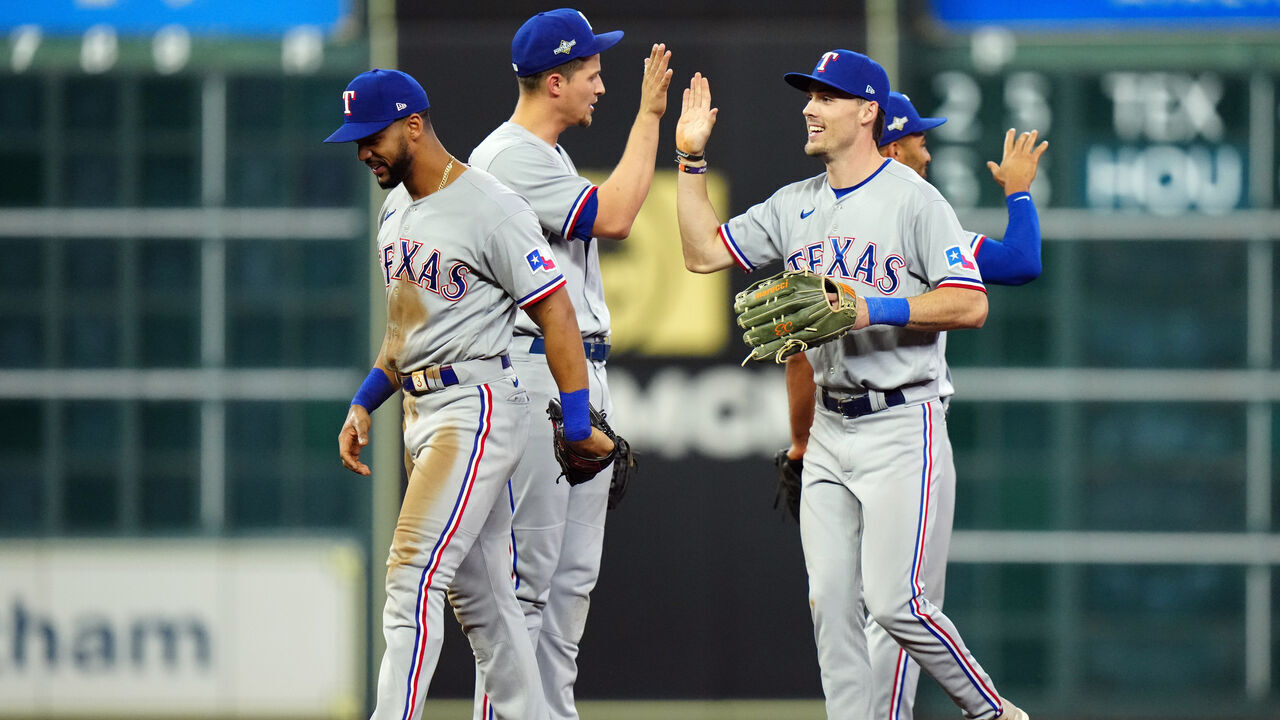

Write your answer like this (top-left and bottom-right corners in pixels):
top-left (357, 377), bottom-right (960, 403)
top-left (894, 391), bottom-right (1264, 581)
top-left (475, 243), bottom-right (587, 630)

top-left (723, 158), bottom-right (1003, 720)
top-left (375, 169), bottom-right (567, 373)
top-left (467, 122), bottom-right (616, 720)
top-left (368, 167), bottom-right (568, 720)
top-left (720, 158), bottom-right (984, 401)
top-left (469, 122), bottom-right (609, 339)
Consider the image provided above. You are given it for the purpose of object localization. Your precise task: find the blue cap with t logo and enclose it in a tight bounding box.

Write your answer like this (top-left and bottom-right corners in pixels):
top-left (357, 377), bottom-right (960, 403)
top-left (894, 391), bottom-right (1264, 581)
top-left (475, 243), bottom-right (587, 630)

top-left (323, 68), bottom-right (430, 144)
top-left (783, 49), bottom-right (889, 103)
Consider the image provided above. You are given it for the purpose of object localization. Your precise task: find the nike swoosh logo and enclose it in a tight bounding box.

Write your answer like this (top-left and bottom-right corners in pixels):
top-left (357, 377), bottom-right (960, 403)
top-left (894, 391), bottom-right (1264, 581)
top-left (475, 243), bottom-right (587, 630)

top-left (800, 208), bottom-right (816, 219)
top-left (383, 209), bottom-right (397, 222)
top-left (1014, 196), bottom-right (1032, 202)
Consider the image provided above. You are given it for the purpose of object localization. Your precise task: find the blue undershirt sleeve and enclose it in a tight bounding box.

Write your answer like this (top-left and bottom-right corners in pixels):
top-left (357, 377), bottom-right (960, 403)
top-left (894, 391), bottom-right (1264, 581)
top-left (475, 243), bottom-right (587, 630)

top-left (568, 192), bottom-right (599, 242)
top-left (973, 191), bottom-right (1042, 286)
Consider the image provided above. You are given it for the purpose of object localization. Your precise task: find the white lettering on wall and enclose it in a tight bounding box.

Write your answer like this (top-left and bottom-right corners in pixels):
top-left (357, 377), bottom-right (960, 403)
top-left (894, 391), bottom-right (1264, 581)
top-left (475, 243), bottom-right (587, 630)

top-left (1086, 144), bottom-right (1243, 215)
top-left (1102, 72), bottom-right (1225, 143)
top-left (608, 366), bottom-right (792, 460)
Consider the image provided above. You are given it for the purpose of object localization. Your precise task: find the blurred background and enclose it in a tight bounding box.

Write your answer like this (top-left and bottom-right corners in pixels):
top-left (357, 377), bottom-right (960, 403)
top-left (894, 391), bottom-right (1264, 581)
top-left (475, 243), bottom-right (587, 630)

top-left (1, 1), bottom-right (1278, 718)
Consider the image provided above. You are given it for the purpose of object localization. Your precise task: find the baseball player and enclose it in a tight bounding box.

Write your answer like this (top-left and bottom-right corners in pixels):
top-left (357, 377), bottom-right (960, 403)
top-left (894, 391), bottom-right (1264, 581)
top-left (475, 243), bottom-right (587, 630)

top-left (466, 10), bottom-right (671, 719)
top-left (326, 68), bottom-right (613, 720)
top-left (878, 91), bottom-right (1046, 286)
top-left (783, 90), bottom-right (1049, 720)
top-left (674, 52), bottom-right (1029, 720)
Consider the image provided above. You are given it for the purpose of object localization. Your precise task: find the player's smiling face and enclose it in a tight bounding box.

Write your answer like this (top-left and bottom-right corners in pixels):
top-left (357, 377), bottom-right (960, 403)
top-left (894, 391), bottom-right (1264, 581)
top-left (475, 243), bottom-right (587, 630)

top-left (356, 119), bottom-right (413, 189)
top-left (562, 54), bottom-right (605, 128)
top-left (802, 82), bottom-right (870, 160)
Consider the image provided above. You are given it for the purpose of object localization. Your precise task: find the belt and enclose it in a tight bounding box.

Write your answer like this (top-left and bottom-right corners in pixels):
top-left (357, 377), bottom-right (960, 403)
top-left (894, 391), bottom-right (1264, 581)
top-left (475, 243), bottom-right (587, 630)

top-left (400, 355), bottom-right (512, 396)
top-left (820, 388), bottom-right (906, 419)
top-left (528, 337), bottom-right (610, 362)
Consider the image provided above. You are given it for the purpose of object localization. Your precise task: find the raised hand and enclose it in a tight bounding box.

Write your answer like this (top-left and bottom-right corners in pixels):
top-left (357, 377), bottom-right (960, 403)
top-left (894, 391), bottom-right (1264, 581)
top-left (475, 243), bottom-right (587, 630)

top-left (675, 72), bottom-right (719, 155)
top-left (987, 128), bottom-right (1049, 195)
top-left (639, 43), bottom-right (674, 119)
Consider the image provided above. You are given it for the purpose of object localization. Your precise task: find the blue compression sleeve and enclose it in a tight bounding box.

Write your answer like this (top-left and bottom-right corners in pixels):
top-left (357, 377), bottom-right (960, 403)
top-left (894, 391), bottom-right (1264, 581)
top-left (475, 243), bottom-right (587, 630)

top-left (973, 191), bottom-right (1042, 286)
top-left (351, 368), bottom-right (397, 412)
top-left (559, 389), bottom-right (591, 441)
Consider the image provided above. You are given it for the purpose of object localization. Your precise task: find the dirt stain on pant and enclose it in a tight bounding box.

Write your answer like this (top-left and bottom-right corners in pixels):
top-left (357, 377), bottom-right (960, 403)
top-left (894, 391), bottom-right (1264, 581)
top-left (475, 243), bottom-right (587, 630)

top-left (389, 421), bottom-right (462, 570)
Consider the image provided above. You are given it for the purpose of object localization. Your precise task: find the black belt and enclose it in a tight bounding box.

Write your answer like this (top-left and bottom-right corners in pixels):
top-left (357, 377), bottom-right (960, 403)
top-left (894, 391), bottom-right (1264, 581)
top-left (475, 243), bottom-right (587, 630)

top-left (821, 388), bottom-right (906, 419)
top-left (400, 355), bottom-right (512, 396)
top-left (528, 337), bottom-right (610, 362)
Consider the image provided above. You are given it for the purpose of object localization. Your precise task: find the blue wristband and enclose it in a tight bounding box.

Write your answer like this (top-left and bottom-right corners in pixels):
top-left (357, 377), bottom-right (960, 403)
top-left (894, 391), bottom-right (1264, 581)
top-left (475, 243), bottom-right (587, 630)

top-left (864, 297), bottom-right (910, 327)
top-left (351, 368), bottom-right (397, 412)
top-left (559, 388), bottom-right (591, 442)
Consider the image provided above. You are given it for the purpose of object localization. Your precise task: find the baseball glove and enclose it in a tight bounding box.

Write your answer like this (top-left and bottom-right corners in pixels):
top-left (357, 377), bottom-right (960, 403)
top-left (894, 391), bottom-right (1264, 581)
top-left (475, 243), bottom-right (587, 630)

top-left (547, 398), bottom-right (633, 494)
top-left (734, 270), bottom-right (859, 364)
top-left (607, 434), bottom-right (637, 511)
top-left (773, 448), bottom-right (802, 522)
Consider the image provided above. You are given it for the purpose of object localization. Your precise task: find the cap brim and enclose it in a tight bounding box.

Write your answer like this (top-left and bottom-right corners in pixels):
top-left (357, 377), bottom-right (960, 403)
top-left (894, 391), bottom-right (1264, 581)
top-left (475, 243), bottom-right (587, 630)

top-left (916, 117), bottom-right (946, 133)
top-left (783, 72), bottom-right (864, 99)
top-left (783, 72), bottom-right (822, 93)
top-left (584, 29), bottom-right (624, 56)
top-left (323, 118), bottom-right (396, 144)
top-left (878, 117), bottom-right (948, 147)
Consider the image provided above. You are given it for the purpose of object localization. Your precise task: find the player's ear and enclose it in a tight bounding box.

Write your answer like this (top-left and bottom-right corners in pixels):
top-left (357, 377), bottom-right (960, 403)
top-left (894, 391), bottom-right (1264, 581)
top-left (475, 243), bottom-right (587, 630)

top-left (404, 113), bottom-right (423, 139)
top-left (546, 72), bottom-right (564, 97)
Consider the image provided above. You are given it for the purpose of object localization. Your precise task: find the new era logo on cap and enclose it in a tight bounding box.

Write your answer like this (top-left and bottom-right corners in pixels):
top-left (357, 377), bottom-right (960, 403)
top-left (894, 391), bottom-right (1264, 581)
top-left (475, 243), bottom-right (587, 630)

top-left (511, 8), bottom-right (623, 77)
top-left (323, 68), bottom-right (430, 144)
top-left (783, 49), bottom-right (889, 104)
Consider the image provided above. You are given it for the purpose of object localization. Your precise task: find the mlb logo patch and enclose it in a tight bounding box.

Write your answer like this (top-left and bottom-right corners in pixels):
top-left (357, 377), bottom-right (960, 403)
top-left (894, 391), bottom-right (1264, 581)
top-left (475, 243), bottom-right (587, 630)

top-left (945, 246), bottom-right (976, 270)
top-left (526, 249), bottom-right (557, 272)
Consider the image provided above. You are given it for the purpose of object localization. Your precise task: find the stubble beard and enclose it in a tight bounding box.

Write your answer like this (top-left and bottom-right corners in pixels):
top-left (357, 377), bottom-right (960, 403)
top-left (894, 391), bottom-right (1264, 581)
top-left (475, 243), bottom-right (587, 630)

top-left (379, 137), bottom-right (413, 189)
top-left (804, 141), bottom-right (830, 162)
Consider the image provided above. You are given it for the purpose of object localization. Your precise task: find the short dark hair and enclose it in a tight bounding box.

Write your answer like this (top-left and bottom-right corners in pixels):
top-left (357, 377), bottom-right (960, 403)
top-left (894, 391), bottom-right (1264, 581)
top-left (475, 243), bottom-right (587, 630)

top-left (517, 57), bottom-right (588, 93)
top-left (854, 97), bottom-right (886, 144)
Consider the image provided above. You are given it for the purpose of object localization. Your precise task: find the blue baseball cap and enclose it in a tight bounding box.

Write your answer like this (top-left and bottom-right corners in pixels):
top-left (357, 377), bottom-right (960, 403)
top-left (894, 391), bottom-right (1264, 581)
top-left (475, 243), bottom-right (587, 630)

top-left (323, 68), bottom-right (430, 144)
top-left (878, 92), bottom-right (947, 147)
top-left (511, 9), bottom-right (623, 77)
top-left (784, 49), bottom-right (889, 104)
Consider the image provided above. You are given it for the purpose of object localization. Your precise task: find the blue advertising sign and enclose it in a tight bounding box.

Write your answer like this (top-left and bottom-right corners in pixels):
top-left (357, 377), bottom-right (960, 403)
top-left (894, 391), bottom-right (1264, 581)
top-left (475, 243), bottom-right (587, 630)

top-left (1, 0), bottom-right (350, 36)
top-left (930, 0), bottom-right (1280, 29)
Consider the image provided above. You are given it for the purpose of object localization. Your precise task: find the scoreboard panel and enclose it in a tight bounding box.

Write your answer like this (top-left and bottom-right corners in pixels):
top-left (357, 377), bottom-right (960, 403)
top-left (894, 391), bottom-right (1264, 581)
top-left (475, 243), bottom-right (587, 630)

top-left (899, 32), bottom-right (1277, 215)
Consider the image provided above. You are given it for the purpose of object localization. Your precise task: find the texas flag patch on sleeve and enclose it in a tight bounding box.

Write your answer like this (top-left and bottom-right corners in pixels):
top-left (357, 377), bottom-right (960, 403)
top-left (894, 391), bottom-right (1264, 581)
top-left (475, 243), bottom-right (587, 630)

top-left (526, 248), bottom-right (557, 273)
top-left (945, 245), bottom-right (976, 270)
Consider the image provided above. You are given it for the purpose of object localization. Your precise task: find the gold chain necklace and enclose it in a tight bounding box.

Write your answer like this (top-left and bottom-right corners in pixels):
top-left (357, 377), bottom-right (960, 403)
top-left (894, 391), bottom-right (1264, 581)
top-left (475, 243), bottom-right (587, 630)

top-left (437, 157), bottom-right (455, 192)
